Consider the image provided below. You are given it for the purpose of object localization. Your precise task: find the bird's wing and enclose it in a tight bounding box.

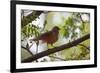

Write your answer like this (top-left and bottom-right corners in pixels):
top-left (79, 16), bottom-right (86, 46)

top-left (39, 31), bottom-right (52, 39)
top-left (31, 31), bottom-right (52, 42)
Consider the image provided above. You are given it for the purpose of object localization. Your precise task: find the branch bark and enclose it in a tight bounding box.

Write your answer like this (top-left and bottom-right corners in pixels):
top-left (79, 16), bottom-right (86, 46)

top-left (22, 34), bottom-right (90, 63)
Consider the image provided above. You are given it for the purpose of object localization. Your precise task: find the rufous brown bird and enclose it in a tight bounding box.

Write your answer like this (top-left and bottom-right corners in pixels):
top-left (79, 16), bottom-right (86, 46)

top-left (31, 26), bottom-right (60, 45)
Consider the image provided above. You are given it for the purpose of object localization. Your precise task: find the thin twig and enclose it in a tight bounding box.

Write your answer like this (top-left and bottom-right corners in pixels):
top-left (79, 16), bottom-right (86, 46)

top-left (79, 13), bottom-right (85, 23)
top-left (35, 42), bottom-right (39, 62)
top-left (79, 44), bottom-right (90, 50)
top-left (21, 11), bottom-right (43, 27)
top-left (49, 55), bottom-right (66, 61)
top-left (21, 43), bottom-right (35, 63)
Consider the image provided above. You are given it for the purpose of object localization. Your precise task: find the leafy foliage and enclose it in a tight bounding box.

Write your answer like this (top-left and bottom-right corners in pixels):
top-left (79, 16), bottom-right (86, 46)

top-left (21, 23), bottom-right (42, 39)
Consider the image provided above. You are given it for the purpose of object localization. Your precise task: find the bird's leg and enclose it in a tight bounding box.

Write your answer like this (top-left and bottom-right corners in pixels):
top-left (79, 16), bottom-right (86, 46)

top-left (51, 44), bottom-right (56, 48)
top-left (47, 43), bottom-right (56, 50)
top-left (47, 44), bottom-right (53, 50)
top-left (47, 43), bottom-right (50, 50)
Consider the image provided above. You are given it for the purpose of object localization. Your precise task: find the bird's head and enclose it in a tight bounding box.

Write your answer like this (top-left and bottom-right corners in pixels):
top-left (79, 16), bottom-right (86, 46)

top-left (51, 26), bottom-right (60, 35)
top-left (52, 26), bottom-right (60, 31)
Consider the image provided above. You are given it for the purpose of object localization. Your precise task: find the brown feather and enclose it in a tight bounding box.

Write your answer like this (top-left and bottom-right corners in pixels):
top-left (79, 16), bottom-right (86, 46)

top-left (32, 26), bottom-right (60, 45)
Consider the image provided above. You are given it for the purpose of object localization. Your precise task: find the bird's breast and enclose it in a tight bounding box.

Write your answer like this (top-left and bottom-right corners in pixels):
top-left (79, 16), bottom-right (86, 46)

top-left (40, 31), bottom-right (58, 44)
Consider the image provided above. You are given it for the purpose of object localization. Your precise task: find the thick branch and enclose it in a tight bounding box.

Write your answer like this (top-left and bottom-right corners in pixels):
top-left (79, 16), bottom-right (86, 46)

top-left (21, 11), bottom-right (43, 27)
top-left (22, 34), bottom-right (90, 63)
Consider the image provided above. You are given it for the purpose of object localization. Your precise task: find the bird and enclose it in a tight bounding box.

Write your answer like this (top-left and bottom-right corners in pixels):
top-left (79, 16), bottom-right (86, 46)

top-left (31, 26), bottom-right (60, 46)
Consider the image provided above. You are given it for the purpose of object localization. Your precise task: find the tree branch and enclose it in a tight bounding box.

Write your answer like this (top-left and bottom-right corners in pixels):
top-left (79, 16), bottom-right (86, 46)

top-left (79, 13), bottom-right (85, 23)
top-left (22, 34), bottom-right (90, 63)
top-left (21, 11), bottom-right (43, 27)
top-left (21, 43), bottom-right (36, 62)
top-left (79, 44), bottom-right (90, 50)
top-left (21, 45), bottom-right (34, 58)
top-left (49, 55), bottom-right (66, 61)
